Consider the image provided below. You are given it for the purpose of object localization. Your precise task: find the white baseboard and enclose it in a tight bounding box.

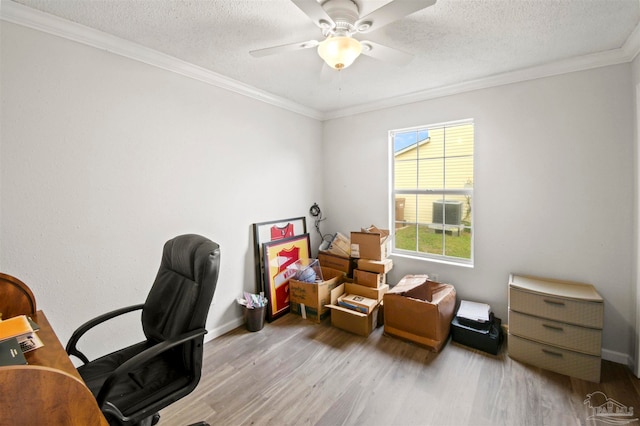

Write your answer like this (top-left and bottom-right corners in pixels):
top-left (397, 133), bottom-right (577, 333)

top-left (602, 348), bottom-right (632, 366)
top-left (204, 317), bottom-right (245, 343)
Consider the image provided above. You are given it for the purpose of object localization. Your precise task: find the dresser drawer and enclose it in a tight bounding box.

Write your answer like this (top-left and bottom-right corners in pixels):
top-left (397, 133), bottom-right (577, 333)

top-left (508, 334), bottom-right (601, 382)
top-left (509, 287), bottom-right (603, 328)
top-left (508, 310), bottom-right (601, 356)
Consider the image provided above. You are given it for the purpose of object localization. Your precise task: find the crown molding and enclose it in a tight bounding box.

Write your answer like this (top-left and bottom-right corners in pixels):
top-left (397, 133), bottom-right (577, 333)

top-left (0, 0), bottom-right (324, 121)
top-left (324, 43), bottom-right (637, 120)
top-left (2, 0), bottom-right (639, 122)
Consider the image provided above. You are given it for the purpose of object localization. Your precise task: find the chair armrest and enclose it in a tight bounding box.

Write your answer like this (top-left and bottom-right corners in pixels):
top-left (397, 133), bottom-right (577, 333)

top-left (95, 328), bottom-right (208, 409)
top-left (66, 304), bottom-right (144, 365)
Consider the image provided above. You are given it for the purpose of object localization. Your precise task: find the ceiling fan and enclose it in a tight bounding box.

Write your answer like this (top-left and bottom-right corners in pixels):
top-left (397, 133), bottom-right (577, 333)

top-left (249, 0), bottom-right (437, 70)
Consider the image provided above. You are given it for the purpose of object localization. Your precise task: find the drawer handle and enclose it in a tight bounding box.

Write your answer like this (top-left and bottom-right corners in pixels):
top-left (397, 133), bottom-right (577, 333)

top-left (542, 324), bottom-right (564, 332)
top-left (543, 299), bottom-right (565, 306)
top-left (542, 349), bottom-right (563, 357)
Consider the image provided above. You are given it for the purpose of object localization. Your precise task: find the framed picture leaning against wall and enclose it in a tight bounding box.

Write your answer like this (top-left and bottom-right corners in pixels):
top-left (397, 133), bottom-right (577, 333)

top-left (262, 233), bottom-right (310, 322)
top-left (252, 217), bottom-right (307, 294)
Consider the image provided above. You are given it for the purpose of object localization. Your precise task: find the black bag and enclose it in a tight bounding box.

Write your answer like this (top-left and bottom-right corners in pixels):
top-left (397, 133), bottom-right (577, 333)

top-left (451, 314), bottom-right (503, 355)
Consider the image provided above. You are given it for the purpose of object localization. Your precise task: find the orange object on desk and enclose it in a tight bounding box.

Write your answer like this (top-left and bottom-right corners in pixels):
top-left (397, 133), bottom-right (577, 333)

top-left (0, 310), bottom-right (108, 426)
top-left (0, 315), bottom-right (32, 341)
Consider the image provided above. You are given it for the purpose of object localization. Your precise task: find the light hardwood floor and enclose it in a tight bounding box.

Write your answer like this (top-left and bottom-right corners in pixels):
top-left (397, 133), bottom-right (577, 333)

top-left (160, 314), bottom-right (640, 426)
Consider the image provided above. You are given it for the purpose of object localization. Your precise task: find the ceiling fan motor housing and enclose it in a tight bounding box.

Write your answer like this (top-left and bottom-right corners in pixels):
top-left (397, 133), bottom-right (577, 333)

top-left (322, 0), bottom-right (360, 36)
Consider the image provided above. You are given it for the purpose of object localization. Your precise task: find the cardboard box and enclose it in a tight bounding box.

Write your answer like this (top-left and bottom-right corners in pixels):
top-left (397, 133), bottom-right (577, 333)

top-left (357, 258), bottom-right (393, 274)
top-left (363, 225), bottom-right (390, 236)
top-left (327, 284), bottom-right (380, 337)
top-left (329, 304), bottom-right (379, 337)
top-left (350, 227), bottom-right (390, 260)
top-left (353, 269), bottom-right (384, 288)
top-left (326, 232), bottom-right (351, 257)
top-left (318, 252), bottom-right (355, 276)
top-left (337, 293), bottom-right (378, 314)
top-left (289, 267), bottom-right (345, 323)
top-left (383, 275), bottom-right (457, 351)
top-left (377, 300), bottom-right (384, 326)
top-left (345, 282), bottom-right (388, 303)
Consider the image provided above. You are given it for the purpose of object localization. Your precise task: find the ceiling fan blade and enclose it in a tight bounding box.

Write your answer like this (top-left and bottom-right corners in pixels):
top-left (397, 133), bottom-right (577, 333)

top-left (291, 0), bottom-right (336, 30)
top-left (249, 40), bottom-right (320, 57)
top-left (355, 0), bottom-right (437, 33)
top-left (360, 40), bottom-right (413, 65)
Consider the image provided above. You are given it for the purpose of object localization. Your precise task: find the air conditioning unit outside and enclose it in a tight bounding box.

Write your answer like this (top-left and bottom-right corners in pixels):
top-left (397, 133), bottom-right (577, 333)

top-left (432, 200), bottom-right (463, 225)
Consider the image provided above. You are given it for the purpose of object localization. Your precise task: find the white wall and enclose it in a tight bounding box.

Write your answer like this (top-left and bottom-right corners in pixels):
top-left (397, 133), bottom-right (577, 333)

top-left (632, 54), bottom-right (640, 377)
top-left (0, 22), bottom-right (323, 359)
top-left (323, 64), bottom-right (635, 362)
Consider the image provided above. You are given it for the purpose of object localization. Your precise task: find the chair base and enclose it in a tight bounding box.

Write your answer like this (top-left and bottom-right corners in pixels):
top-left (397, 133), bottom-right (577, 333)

top-left (134, 413), bottom-right (160, 426)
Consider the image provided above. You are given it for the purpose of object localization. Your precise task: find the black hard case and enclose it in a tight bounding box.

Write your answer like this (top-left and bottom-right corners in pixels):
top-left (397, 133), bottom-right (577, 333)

top-left (451, 314), bottom-right (503, 355)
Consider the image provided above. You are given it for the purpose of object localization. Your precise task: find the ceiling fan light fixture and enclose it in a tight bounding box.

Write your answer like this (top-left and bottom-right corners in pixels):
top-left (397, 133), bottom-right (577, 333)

top-left (317, 36), bottom-right (362, 70)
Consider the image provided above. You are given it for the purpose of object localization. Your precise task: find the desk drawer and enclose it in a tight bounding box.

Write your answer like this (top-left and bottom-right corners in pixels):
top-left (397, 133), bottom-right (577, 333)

top-left (508, 334), bottom-right (601, 382)
top-left (508, 310), bottom-right (601, 356)
top-left (509, 287), bottom-right (603, 328)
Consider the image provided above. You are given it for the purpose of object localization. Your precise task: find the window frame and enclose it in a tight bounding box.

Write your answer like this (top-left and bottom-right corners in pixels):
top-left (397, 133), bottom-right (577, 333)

top-left (389, 119), bottom-right (474, 267)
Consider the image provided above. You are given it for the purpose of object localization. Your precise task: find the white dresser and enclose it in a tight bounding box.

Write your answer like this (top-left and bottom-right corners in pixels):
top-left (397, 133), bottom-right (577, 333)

top-left (508, 274), bottom-right (603, 382)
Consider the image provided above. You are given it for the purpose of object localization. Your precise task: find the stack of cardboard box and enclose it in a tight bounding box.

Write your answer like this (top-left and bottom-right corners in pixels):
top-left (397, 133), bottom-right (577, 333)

top-left (320, 225), bottom-right (394, 336)
top-left (318, 226), bottom-right (393, 279)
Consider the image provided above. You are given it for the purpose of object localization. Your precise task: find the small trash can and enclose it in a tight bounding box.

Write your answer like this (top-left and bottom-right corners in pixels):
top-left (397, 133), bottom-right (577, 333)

top-left (243, 305), bottom-right (266, 332)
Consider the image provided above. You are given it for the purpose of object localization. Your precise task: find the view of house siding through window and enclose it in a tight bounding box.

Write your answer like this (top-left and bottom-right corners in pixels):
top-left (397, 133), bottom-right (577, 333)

top-left (391, 120), bottom-right (474, 264)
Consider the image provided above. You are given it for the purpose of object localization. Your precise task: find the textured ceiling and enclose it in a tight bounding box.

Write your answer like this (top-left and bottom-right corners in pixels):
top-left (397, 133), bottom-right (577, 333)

top-left (9, 0), bottom-right (640, 114)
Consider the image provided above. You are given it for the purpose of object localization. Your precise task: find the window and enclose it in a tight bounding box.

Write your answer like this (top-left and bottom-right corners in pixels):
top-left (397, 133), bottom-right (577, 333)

top-left (391, 119), bottom-right (474, 265)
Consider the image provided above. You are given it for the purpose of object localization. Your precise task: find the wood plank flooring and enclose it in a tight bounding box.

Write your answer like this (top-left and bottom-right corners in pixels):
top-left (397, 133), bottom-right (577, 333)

top-left (160, 314), bottom-right (640, 426)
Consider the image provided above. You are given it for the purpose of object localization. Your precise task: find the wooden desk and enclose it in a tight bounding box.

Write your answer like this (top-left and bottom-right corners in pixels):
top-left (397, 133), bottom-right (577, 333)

top-left (25, 311), bottom-right (84, 380)
top-left (0, 310), bottom-right (109, 426)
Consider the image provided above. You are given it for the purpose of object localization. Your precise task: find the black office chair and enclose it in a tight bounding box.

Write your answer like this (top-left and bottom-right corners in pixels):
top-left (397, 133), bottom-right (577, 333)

top-left (66, 234), bottom-right (220, 426)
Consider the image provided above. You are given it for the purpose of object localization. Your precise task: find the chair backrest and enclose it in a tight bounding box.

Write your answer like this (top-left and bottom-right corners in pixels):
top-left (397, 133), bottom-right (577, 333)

top-left (142, 234), bottom-right (220, 343)
top-left (0, 365), bottom-right (106, 426)
top-left (0, 272), bottom-right (37, 319)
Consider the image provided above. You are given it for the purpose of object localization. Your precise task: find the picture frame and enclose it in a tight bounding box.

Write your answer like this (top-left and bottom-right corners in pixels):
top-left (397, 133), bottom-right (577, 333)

top-left (262, 233), bottom-right (311, 322)
top-left (252, 217), bottom-right (307, 294)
